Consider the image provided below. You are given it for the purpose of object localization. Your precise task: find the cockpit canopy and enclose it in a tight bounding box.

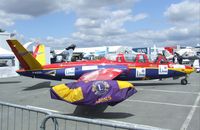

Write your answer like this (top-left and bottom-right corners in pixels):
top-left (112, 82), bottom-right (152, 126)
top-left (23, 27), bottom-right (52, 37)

top-left (105, 53), bottom-right (137, 62)
top-left (105, 53), bottom-right (149, 63)
top-left (105, 53), bottom-right (168, 64)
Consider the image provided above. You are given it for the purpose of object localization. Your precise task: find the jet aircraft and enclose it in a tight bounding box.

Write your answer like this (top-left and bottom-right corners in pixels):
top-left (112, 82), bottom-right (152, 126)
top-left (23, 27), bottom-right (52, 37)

top-left (7, 40), bottom-right (194, 106)
top-left (50, 44), bottom-right (76, 63)
top-left (174, 48), bottom-right (200, 64)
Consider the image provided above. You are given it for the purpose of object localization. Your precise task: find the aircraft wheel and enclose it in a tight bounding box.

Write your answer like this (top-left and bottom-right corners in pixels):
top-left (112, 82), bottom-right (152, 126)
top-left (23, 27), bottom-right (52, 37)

top-left (181, 79), bottom-right (188, 85)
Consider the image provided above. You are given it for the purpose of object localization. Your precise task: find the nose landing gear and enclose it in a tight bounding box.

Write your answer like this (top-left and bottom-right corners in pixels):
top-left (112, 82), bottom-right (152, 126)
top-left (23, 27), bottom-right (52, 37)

top-left (181, 75), bottom-right (188, 85)
top-left (181, 78), bottom-right (188, 85)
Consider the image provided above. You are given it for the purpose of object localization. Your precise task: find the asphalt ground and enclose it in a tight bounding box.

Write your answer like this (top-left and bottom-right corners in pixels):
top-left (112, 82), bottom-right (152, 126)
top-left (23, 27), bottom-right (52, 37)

top-left (0, 72), bottom-right (199, 130)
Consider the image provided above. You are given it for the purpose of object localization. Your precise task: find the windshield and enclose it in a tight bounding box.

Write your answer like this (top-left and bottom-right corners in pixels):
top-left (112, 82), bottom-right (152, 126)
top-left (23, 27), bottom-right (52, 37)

top-left (124, 54), bottom-right (137, 62)
top-left (105, 54), bottom-right (118, 61)
top-left (105, 53), bottom-right (137, 62)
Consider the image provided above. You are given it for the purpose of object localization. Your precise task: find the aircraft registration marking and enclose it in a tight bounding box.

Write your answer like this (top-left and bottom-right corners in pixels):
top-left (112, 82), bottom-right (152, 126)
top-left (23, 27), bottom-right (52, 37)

top-left (65, 67), bottom-right (75, 76)
top-left (158, 65), bottom-right (168, 75)
top-left (32, 71), bottom-right (43, 74)
top-left (82, 65), bottom-right (98, 71)
top-left (136, 68), bottom-right (146, 77)
top-left (19, 52), bottom-right (29, 56)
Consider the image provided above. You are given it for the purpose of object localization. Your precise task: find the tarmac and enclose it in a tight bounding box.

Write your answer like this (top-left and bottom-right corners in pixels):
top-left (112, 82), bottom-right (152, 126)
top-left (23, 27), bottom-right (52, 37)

top-left (0, 72), bottom-right (199, 130)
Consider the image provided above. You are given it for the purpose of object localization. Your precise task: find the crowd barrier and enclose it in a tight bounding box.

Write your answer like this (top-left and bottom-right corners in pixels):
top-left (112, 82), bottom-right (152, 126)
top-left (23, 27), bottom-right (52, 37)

top-left (0, 101), bottom-right (169, 130)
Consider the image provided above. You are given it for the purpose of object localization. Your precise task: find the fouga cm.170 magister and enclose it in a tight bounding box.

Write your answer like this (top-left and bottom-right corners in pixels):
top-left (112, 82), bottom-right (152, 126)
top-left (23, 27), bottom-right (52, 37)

top-left (7, 40), bottom-right (194, 107)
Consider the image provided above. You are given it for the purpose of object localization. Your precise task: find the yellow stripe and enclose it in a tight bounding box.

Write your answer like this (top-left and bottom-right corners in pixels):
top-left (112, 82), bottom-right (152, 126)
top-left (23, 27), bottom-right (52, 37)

top-left (168, 68), bottom-right (184, 72)
top-left (129, 66), bottom-right (192, 74)
top-left (169, 68), bottom-right (194, 74)
top-left (117, 81), bottom-right (134, 89)
top-left (52, 84), bottom-right (84, 103)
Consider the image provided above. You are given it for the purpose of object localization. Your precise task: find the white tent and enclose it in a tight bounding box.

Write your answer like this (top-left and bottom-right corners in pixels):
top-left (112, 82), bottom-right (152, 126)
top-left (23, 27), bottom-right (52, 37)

top-left (0, 33), bottom-right (11, 50)
top-left (0, 47), bottom-right (13, 56)
top-left (74, 46), bottom-right (122, 53)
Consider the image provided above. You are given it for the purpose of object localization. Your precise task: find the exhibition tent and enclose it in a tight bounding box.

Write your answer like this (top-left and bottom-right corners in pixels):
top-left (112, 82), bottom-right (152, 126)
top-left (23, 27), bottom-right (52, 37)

top-left (0, 47), bottom-right (14, 58)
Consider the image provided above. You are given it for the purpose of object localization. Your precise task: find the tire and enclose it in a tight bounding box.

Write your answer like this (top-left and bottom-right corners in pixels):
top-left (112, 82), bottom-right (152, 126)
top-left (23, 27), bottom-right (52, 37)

top-left (181, 79), bottom-right (188, 85)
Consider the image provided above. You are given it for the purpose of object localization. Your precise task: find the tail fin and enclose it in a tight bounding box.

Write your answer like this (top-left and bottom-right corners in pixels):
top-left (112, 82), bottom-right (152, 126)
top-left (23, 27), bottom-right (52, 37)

top-left (33, 44), bottom-right (46, 65)
top-left (7, 40), bottom-right (43, 70)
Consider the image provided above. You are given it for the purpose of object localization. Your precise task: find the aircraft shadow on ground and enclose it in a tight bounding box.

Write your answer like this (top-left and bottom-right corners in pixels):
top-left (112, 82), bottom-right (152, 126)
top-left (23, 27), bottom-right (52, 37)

top-left (71, 105), bottom-right (134, 119)
top-left (133, 82), bottom-right (181, 87)
top-left (0, 81), bottom-right (21, 84)
top-left (23, 81), bottom-right (51, 91)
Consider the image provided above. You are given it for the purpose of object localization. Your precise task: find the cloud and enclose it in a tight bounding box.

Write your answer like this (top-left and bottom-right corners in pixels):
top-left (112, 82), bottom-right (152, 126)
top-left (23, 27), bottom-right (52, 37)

top-left (164, 0), bottom-right (200, 25)
top-left (26, 36), bottom-right (80, 49)
top-left (1, 0), bottom-right (199, 48)
top-left (25, 23), bottom-right (199, 48)
top-left (72, 7), bottom-right (148, 43)
top-left (0, 10), bottom-right (30, 27)
top-left (0, 0), bottom-right (63, 16)
top-left (0, 0), bottom-right (139, 27)
top-left (132, 13), bottom-right (148, 22)
top-left (160, 0), bottom-right (200, 46)
top-left (0, 10), bottom-right (15, 27)
top-left (69, 0), bottom-right (145, 37)
top-left (0, 0), bottom-right (71, 27)
top-left (31, 0), bottom-right (199, 47)
top-left (67, 0), bottom-right (137, 10)
top-left (166, 25), bottom-right (199, 41)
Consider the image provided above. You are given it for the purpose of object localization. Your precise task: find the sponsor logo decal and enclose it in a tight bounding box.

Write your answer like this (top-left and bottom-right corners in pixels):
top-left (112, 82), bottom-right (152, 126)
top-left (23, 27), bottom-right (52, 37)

top-left (82, 66), bottom-right (98, 71)
top-left (136, 68), bottom-right (146, 77)
top-left (65, 67), bottom-right (75, 76)
top-left (96, 96), bottom-right (112, 104)
top-left (159, 65), bottom-right (168, 75)
top-left (92, 81), bottom-right (110, 96)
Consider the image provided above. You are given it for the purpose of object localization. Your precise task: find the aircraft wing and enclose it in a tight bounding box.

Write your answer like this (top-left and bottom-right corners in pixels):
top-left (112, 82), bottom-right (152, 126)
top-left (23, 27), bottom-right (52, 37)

top-left (78, 68), bottom-right (123, 81)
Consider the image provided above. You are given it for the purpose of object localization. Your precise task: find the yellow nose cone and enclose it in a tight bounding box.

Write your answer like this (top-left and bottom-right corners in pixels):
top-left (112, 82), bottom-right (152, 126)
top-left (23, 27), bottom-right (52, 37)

top-left (185, 67), bottom-right (195, 74)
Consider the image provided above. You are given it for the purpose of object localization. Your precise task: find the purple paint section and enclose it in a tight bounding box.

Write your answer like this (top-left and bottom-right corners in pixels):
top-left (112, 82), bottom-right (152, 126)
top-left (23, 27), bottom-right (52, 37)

top-left (50, 80), bottom-right (137, 106)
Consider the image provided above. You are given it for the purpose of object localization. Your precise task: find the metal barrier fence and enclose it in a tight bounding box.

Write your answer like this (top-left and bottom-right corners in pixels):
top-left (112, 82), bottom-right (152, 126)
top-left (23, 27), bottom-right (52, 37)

top-left (40, 114), bottom-right (168, 130)
top-left (0, 101), bottom-right (169, 130)
top-left (0, 101), bottom-right (56, 130)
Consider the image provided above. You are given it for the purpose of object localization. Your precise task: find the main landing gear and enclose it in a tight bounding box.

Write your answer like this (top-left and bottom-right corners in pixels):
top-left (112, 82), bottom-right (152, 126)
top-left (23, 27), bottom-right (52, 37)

top-left (181, 75), bottom-right (188, 85)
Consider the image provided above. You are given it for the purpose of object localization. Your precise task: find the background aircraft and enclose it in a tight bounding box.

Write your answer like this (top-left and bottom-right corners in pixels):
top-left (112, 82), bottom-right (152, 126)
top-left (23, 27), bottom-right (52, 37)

top-left (174, 48), bottom-right (200, 64)
top-left (7, 40), bottom-right (194, 106)
top-left (193, 59), bottom-right (200, 73)
top-left (51, 44), bottom-right (76, 63)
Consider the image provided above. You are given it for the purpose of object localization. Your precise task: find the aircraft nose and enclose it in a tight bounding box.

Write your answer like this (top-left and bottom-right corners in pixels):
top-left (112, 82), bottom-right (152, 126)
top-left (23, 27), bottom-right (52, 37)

top-left (184, 66), bottom-right (195, 74)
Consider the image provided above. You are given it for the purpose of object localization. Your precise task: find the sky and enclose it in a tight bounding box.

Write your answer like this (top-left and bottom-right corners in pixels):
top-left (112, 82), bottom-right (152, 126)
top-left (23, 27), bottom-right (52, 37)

top-left (0, 0), bottom-right (200, 48)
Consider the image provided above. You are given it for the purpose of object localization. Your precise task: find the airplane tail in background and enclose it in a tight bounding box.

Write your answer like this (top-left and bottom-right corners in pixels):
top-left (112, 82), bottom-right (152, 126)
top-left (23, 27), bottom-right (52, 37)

top-left (33, 44), bottom-right (46, 66)
top-left (7, 40), bottom-right (43, 70)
